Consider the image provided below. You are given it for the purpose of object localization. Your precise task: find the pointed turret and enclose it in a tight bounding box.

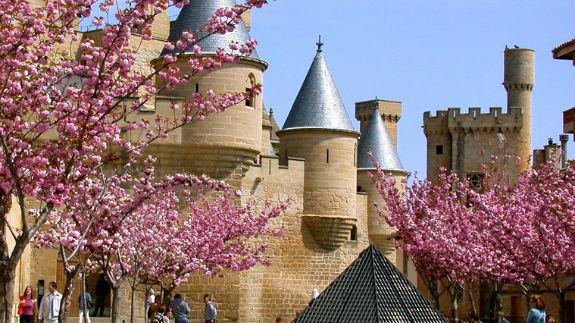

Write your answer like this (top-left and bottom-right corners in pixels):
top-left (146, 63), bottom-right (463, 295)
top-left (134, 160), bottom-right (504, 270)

top-left (277, 38), bottom-right (359, 244)
top-left (357, 108), bottom-right (404, 171)
top-left (153, 0), bottom-right (267, 179)
top-left (162, 0), bottom-right (258, 58)
top-left (356, 101), bottom-right (408, 269)
top-left (282, 38), bottom-right (355, 131)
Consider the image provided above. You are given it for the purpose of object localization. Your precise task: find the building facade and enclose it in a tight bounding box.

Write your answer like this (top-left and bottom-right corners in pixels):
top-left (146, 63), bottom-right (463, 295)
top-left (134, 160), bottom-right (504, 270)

top-left (8, 0), bottom-right (411, 322)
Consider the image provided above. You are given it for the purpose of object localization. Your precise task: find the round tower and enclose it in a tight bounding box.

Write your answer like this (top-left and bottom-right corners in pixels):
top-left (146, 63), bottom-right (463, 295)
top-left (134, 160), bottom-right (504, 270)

top-left (356, 107), bottom-right (407, 265)
top-left (155, 0), bottom-right (267, 179)
top-left (503, 48), bottom-right (534, 171)
top-left (277, 39), bottom-right (359, 249)
top-left (278, 40), bottom-right (359, 217)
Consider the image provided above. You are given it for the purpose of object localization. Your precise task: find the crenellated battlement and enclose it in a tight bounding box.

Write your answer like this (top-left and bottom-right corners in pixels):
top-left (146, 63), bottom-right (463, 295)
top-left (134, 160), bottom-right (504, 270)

top-left (424, 106), bottom-right (523, 134)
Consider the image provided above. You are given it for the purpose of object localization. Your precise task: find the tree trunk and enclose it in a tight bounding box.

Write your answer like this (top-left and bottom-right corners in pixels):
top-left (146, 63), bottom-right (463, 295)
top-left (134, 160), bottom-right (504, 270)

top-left (162, 286), bottom-right (174, 305)
top-left (487, 282), bottom-right (502, 323)
top-left (450, 292), bottom-right (459, 322)
top-left (130, 284), bottom-right (136, 323)
top-left (0, 267), bottom-right (16, 323)
top-left (59, 266), bottom-right (79, 323)
top-left (448, 284), bottom-right (463, 322)
top-left (111, 285), bottom-right (122, 323)
top-left (468, 286), bottom-right (477, 315)
top-left (1, 193), bottom-right (16, 323)
top-left (428, 278), bottom-right (441, 310)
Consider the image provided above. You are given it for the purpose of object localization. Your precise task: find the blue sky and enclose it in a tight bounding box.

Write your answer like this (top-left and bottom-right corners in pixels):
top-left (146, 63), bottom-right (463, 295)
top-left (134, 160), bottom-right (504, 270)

top-left (249, 0), bottom-right (575, 177)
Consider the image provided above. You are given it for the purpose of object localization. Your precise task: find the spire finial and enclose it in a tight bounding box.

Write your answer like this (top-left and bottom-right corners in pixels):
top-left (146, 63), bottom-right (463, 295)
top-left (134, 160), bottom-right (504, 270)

top-left (269, 107), bottom-right (274, 115)
top-left (316, 35), bottom-right (324, 53)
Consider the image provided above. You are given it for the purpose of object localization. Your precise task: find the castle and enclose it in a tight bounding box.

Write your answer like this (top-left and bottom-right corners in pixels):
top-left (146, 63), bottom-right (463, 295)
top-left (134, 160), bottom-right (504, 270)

top-left (10, 0), bottom-right (413, 322)
top-left (423, 48), bottom-right (534, 184)
top-left (423, 43), bottom-right (574, 321)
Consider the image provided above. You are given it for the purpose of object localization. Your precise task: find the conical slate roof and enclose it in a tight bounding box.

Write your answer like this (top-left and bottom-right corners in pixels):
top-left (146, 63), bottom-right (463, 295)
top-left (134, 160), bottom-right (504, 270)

top-left (357, 108), bottom-right (404, 171)
top-left (294, 245), bottom-right (447, 323)
top-left (162, 0), bottom-right (258, 58)
top-left (282, 43), bottom-right (355, 132)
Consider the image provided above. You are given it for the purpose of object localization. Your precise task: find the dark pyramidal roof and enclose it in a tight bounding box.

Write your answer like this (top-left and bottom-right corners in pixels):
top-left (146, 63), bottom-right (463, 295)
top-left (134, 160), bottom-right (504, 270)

top-left (293, 245), bottom-right (447, 323)
top-left (163, 0), bottom-right (258, 58)
top-left (357, 108), bottom-right (404, 171)
top-left (282, 42), bottom-right (355, 132)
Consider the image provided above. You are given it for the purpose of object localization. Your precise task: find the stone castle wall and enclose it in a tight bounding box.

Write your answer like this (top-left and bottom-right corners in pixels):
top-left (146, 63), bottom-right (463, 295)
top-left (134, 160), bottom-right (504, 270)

top-left (424, 107), bottom-right (525, 182)
top-left (105, 155), bottom-right (370, 323)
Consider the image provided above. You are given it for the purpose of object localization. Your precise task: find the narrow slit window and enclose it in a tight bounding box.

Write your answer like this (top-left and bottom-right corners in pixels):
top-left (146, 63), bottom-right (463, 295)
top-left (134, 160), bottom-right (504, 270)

top-left (350, 225), bottom-right (358, 241)
top-left (245, 88), bottom-right (254, 107)
top-left (326, 149), bottom-right (329, 163)
top-left (195, 83), bottom-right (199, 93)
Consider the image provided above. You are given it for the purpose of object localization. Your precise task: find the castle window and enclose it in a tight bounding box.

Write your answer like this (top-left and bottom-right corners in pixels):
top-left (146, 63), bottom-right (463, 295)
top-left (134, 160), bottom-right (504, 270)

top-left (245, 88), bottom-right (254, 107)
top-left (436, 145), bottom-right (443, 155)
top-left (350, 225), bottom-right (358, 241)
top-left (195, 83), bottom-right (199, 93)
top-left (326, 149), bottom-right (329, 163)
top-left (246, 73), bottom-right (256, 108)
top-left (466, 173), bottom-right (484, 191)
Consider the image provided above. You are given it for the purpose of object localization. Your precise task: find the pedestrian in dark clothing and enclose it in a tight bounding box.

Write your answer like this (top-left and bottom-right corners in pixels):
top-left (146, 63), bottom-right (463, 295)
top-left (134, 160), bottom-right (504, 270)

top-left (92, 274), bottom-right (110, 317)
top-left (169, 294), bottom-right (191, 323)
top-left (203, 294), bottom-right (217, 323)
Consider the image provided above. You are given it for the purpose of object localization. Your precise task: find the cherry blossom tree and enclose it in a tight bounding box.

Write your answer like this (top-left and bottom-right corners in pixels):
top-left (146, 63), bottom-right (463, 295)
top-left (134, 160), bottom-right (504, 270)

top-left (36, 157), bottom-right (287, 323)
top-left (468, 160), bottom-right (575, 322)
top-left (375, 157), bottom-right (575, 322)
top-left (373, 167), bottom-right (487, 320)
top-left (0, 0), bottom-right (268, 320)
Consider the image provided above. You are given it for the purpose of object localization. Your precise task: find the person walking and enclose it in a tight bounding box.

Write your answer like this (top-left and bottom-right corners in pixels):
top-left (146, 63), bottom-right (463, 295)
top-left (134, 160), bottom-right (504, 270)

top-left (93, 274), bottom-right (110, 317)
top-left (78, 289), bottom-right (93, 323)
top-left (203, 294), bottom-right (217, 323)
top-left (149, 295), bottom-right (163, 321)
top-left (146, 288), bottom-right (156, 323)
top-left (38, 282), bottom-right (62, 323)
top-left (169, 294), bottom-right (191, 323)
top-left (18, 286), bottom-right (35, 323)
top-left (526, 294), bottom-right (546, 323)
